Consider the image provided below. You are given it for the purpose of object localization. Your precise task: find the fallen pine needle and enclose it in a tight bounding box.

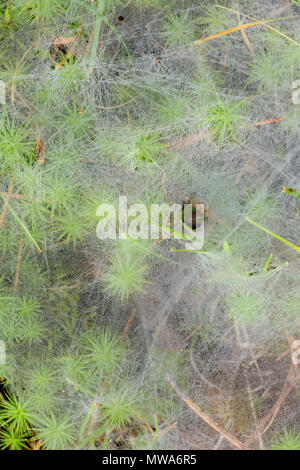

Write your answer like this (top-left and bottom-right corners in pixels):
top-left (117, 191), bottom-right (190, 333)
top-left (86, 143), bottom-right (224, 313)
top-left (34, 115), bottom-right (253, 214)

top-left (0, 179), bottom-right (14, 228)
top-left (194, 21), bottom-right (267, 45)
top-left (215, 5), bottom-right (300, 47)
top-left (250, 117), bottom-right (283, 127)
top-left (164, 373), bottom-right (251, 450)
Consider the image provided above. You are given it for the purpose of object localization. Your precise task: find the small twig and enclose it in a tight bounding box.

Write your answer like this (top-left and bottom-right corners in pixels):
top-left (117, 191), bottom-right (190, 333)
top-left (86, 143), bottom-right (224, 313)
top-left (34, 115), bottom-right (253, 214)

top-left (242, 361), bottom-right (264, 449)
top-left (0, 192), bottom-right (51, 203)
top-left (183, 324), bottom-right (202, 343)
top-left (236, 117), bottom-right (283, 131)
top-left (250, 117), bottom-right (283, 127)
top-left (244, 368), bottom-right (300, 446)
top-left (164, 374), bottom-right (251, 450)
top-left (120, 309), bottom-right (136, 343)
top-left (0, 193), bottom-right (42, 252)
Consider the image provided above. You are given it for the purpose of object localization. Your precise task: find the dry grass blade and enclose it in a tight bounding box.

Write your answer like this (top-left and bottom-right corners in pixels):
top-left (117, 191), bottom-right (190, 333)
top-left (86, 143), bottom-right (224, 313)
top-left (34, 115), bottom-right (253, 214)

top-left (164, 374), bottom-right (251, 450)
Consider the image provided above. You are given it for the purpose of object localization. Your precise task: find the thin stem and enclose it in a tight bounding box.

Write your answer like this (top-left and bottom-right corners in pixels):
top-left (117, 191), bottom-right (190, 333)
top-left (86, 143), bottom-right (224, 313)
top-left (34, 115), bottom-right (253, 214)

top-left (245, 217), bottom-right (300, 253)
top-left (88, 0), bottom-right (106, 73)
top-left (0, 193), bottom-right (42, 252)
